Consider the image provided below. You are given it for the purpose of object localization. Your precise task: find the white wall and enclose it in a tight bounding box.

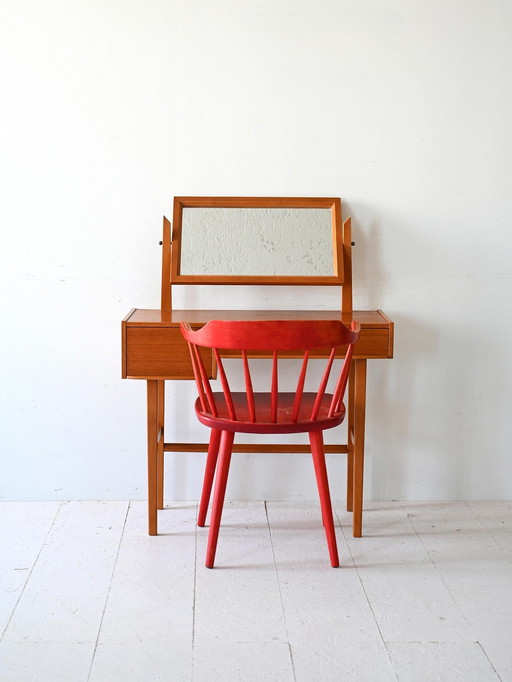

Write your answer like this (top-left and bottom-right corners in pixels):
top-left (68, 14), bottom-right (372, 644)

top-left (1, 0), bottom-right (511, 502)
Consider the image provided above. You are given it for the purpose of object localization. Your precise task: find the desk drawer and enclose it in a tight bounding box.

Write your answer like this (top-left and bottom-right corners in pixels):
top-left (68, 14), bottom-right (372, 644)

top-left (219, 328), bottom-right (392, 360)
top-left (124, 327), bottom-right (213, 379)
top-left (353, 328), bottom-right (392, 358)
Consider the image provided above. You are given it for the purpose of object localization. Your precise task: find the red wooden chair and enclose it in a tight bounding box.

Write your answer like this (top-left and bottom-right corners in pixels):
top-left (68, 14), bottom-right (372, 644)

top-left (180, 319), bottom-right (360, 568)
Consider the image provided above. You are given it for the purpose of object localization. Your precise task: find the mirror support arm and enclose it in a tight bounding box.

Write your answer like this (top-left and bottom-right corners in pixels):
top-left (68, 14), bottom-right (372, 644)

top-left (161, 216), bottom-right (172, 313)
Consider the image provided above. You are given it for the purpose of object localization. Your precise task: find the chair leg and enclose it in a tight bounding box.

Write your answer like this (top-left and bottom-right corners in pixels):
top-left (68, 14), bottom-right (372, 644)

top-left (205, 430), bottom-right (235, 568)
top-left (309, 431), bottom-right (340, 567)
top-left (198, 429), bottom-right (222, 527)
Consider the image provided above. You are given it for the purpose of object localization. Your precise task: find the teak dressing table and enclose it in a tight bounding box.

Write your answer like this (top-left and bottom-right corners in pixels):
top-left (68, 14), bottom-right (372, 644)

top-left (122, 197), bottom-right (394, 537)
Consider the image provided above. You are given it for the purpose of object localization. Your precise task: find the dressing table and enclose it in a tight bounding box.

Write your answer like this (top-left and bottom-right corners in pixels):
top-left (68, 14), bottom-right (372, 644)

top-left (122, 197), bottom-right (394, 537)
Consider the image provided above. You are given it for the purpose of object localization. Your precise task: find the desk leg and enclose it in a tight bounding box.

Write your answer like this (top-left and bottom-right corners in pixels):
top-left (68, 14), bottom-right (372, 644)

top-left (157, 380), bottom-right (165, 510)
top-left (346, 362), bottom-right (356, 512)
top-left (147, 380), bottom-right (159, 535)
top-left (352, 359), bottom-right (367, 538)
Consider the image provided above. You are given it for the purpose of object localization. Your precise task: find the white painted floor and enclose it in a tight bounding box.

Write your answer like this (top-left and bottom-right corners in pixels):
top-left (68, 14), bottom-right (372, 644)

top-left (1, 500), bottom-right (511, 681)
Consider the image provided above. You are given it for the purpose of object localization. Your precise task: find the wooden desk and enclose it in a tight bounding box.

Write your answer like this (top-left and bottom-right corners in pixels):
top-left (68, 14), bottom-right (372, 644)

top-left (122, 308), bottom-right (394, 537)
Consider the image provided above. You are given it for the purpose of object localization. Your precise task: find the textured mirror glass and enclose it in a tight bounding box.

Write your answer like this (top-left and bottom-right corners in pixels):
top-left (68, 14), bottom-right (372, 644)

top-left (180, 207), bottom-right (333, 276)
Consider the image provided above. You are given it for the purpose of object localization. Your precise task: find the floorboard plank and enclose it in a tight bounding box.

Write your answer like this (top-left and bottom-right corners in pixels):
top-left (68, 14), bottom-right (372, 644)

top-left (193, 502), bottom-right (287, 647)
top-left (0, 502), bottom-right (60, 637)
top-left (89, 501), bottom-right (197, 681)
top-left (2, 502), bottom-right (128, 644)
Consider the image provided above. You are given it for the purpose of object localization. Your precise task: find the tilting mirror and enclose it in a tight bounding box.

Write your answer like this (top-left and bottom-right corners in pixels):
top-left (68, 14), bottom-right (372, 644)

top-left (170, 197), bottom-right (344, 285)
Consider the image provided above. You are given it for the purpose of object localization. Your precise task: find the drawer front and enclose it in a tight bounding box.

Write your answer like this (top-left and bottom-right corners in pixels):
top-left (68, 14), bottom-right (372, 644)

top-left (219, 328), bottom-right (392, 360)
top-left (124, 327), bottom-right (213, 379)
top-left (353, 328), bottom-right (392, 358)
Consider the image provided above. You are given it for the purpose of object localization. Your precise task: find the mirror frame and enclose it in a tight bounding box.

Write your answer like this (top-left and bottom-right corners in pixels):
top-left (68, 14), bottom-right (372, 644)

top-left (170, 196), bottom-right (344, 285)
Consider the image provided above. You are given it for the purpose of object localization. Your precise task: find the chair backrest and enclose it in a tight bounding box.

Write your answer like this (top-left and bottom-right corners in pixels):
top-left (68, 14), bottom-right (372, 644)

top-left (180, 319), bottom-right (360, 425)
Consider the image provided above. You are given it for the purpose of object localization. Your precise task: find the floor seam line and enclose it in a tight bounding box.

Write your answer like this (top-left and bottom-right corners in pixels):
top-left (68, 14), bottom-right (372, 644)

top-left (86, 500), bottom-right (130, 682)
top-left (476, 640), bottom-right (503, 682)
top-left (337, 506), bottom-right (399, 682)
top-left (264, 500), bottom-right (297, 682)
top-left (0, 501), bottom-right (63, 642)
top-left (399, 500), bottom-right (478, 640)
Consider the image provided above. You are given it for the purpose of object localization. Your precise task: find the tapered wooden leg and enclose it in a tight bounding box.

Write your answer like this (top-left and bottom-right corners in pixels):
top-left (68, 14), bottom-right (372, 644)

top-left (309, 430), bottom-right (339, 567)
top-left (157, 380), bottom-right (165, 510)
top-left (147, 380), bottom-right (159, 535)
top-left (205, 431), bottom-right (234, 568)
top-left (198, 428), bottom-right (221, 527)
top-left (346, 362), bottom-right (356, 512)
top-left (352, 359), bottom-right (367, 538)
top-left (310, 440), bottom-right (326, 528)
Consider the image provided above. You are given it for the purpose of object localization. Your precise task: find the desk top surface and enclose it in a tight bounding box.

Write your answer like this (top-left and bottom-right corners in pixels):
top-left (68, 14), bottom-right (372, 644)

top-left (124, 308), bottom-right (392, 329)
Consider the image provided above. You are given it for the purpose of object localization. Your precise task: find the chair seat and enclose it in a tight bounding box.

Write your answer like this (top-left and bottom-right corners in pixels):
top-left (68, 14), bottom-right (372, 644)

top-left (195, 392), bottom-right (345, 434)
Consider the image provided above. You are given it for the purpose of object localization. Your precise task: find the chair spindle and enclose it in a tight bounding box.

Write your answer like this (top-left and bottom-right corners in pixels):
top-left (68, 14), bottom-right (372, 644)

top-left (310, 347), bottom-right (336, 420)
top-left (328, 343), bottom-right (355, 417)
top-left (242, 350), bottom-right (256, 422)
top-left (271, 351), bottom-right (278, 422)
top-left (213, 348), bottom-right (237, 421)
top-left (292, 350), bottom-right (310, 422)
top-left (191, 343), bottom-right (219, 417)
